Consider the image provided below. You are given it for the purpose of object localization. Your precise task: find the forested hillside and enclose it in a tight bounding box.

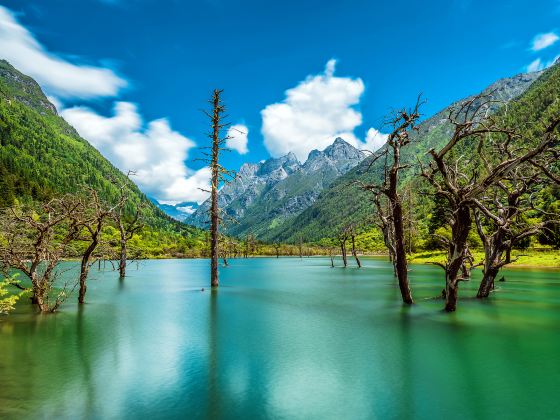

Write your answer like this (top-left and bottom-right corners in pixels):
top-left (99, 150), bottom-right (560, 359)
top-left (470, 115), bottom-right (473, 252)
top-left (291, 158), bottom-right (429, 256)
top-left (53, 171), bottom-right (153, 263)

top-left (0, 60), bottom-right (206, 255)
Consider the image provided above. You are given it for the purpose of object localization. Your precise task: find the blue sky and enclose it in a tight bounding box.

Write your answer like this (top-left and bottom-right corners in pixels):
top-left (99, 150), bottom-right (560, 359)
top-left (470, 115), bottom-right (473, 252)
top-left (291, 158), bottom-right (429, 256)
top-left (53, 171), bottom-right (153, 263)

top-left (0, 0), bottom-right (558, 207)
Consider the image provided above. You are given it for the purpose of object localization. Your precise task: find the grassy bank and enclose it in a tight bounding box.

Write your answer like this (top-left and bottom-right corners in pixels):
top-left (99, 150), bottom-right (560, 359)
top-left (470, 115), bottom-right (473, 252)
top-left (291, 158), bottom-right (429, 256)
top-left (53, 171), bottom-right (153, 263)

top-left (409, 249), bottom-right (560, 269)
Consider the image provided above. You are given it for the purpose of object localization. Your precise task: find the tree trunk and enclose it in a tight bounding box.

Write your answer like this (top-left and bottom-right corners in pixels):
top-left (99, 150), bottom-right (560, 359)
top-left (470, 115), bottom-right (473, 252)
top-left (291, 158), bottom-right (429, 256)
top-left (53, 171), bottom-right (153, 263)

top-left (477, 267), bottom-right (498, 298)
top-left (119, 235), bottom-right (127, 279)
top-left (209, 92), bottom-right (221, 288)
top-left (477, 245), bottom-right (502, 298)
top-left (393, 201), bottom-right (413, 304)
top-left (351, 235), bottom-right (362, 268)
top-left (79, 233), bottom-right (99, 304)
top-left (444, 205), bottom-right (472, 311)
top-left (31, 276), bottom-right (49, 313)
top-left (30, 285), bottom-right (39, 305)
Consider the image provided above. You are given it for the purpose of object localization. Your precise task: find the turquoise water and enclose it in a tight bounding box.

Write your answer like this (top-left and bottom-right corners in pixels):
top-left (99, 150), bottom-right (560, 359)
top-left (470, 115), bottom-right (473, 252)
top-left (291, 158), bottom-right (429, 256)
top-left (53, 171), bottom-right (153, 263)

top-left (1, 257), bottom-right (559, 419)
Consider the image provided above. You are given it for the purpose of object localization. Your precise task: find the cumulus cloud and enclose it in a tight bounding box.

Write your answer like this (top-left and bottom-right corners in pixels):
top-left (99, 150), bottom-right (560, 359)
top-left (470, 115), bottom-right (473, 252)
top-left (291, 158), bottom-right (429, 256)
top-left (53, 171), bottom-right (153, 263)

top-left (0, 6), bottom-right (126, 99)
top-left (364, 128), bottom-right (389, 152)
top-left (226, 124), bottom-right (249, 154)
top-left (61, 102), bottom-right (211, 205)
top-left (261, 59), bottom-right (386, 161)
top-left (531, 32), bottom-right (559, 51)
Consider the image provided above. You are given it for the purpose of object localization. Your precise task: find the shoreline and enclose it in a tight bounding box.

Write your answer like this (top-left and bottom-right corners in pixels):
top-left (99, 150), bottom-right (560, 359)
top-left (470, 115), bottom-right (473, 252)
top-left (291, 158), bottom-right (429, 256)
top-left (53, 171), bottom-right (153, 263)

top-left (59, 251), bottom-right (560, 270)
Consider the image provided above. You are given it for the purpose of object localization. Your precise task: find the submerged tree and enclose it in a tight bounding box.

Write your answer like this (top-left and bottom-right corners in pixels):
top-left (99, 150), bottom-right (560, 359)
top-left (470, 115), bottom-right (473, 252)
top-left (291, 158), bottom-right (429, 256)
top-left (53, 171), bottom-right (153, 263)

top-left (0, 197), bottom-right (82, 312)
top-left (421, 93), bottom-right (560, 311)
top-left (200, 90), bottom-right (235, 288)
top-left (358, 98), bottom-right (422, 304)
top-left (337, 226), bottom-right (349, 267)
top-left (344, 224), bottom-right (362, 268)
top-left (473, 156), bottom-right (560, 298)
top-left (75, 189), bottom-right (114, 304)
top-left (371, 195), bottom-right (397, 275)
top-left (111, 175), bottom-right (143, 279)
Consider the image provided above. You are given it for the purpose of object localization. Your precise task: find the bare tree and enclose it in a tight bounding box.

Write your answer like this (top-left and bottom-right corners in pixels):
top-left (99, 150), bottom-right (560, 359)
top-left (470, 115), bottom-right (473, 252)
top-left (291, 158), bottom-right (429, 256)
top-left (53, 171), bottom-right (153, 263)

top-left (337, 227), bottom-right (349, 267)
top-left (75, 189), bottom-right (115, 303)
top-left (344, 223), bottom-right (362, 268)
top-left (357, 98), bottom-right (422, 304)
top-left (473, 161), bottom-right (560, 298)
top-left (0, 197), bottom-right (82, 312)
top-left (109, 173), bottom-right (144, 279)
top-left (420, 92), bottom-right (560, 311)
top-left (371, 196), bottom-right (397, 275)
top-left (199, 90), bottom-right (235, 288)
top-left (328, 247), bottom-right (335, 267)
top-left (113, 204), bottom-right (142, 279)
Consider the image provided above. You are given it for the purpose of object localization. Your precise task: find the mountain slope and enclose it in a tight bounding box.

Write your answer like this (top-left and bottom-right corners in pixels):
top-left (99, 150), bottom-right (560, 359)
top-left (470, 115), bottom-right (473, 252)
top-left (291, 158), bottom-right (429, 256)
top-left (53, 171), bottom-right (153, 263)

top-left (0, 60), bottom-right (191, 233)
top-left (188, 138), bottom-right (366, 236)
top-left (266, 69), bottom-right (546, 243)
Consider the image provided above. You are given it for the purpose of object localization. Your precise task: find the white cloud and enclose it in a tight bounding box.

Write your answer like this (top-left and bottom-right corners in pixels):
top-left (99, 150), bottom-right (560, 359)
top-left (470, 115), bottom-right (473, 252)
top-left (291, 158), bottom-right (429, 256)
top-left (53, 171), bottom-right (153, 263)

top-left (176, 205), bottom-right (197, 215)
top-left (527, 58), bottom-right (544, 72)
top-left (531, 32), bottom-right (559, 51)
top-left (526, 55), bottom-right (560, 73)
top-left (61, 102), bottom-right (211, 205)
top-left (261, 59), bottom-right (386, 161)
top-left (226, 124), bottom-right (249, 154)
top-left (363, 128), bottom-right (388, 151)
top-left (0, 6), bottom-right (126, 99)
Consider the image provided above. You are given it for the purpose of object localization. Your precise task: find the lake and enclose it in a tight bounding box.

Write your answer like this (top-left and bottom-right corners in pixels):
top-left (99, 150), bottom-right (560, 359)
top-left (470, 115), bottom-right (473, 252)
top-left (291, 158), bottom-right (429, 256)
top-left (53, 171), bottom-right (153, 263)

top-left (0, 257), bottom-right (559, 419)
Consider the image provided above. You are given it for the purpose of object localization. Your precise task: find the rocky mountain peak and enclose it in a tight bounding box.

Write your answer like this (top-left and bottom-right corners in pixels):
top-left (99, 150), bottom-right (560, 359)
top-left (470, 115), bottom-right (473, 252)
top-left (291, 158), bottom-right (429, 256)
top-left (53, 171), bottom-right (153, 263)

top-left (304, 137), bottom-right (365, 174)
top-left (187, 136), bottom-right (366, 228)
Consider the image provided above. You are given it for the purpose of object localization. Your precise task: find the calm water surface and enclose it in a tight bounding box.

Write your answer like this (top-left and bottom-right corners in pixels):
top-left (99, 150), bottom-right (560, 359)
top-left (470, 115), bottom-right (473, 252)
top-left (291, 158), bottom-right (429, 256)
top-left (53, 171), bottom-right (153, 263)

top-left (1, 257), bottom-right (559, 419)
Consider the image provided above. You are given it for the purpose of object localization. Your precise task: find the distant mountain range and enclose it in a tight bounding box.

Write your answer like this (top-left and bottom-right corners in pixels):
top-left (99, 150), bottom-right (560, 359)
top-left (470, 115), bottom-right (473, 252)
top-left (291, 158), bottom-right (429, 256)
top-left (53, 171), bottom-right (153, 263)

top-left (185, 137), bottom-right (366, 236)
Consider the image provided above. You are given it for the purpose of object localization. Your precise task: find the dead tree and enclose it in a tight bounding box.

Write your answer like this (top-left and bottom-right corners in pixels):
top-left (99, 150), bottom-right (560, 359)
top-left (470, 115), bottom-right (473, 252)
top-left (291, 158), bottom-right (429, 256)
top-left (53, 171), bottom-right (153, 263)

top-left (357, 98), bottom-right (422, 304)
top-left (345, 224), bottom-right (362, 268)
top-left (76, 189), bottom-right (113, 304)
top-left (474, 160), bottom-right (560, 298)
top-left (110, 172), bottom-right (144, 279)
top-left (421, 93), bottom-right (560, 311)
top-left (199, 90), bottom-right (235, 287)
top-left (337, 227), bottom-right (349, 267)
top-left (273, 241), bottom-right (281, 258)
top-left (113, 205), bottom-right (142, 279)
top-left (372, 196), bottom-right (397, 276)
top-left (0, 197), bottom-right (82, 312)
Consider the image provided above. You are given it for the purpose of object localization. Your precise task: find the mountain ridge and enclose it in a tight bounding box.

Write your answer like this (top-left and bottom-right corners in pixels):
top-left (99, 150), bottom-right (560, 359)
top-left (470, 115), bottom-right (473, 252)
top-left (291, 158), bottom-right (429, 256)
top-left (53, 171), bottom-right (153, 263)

top-left (186, 137), bottom-right (366, 233)
top-left (241, 68), bottom-right (546, 242)
top-left (0, 59), bottom-right (195, 234)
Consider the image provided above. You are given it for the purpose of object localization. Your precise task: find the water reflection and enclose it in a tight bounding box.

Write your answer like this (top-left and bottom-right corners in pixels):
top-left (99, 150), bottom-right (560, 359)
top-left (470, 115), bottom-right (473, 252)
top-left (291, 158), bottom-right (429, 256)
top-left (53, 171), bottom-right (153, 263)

top-left (0, 258), bottom-right (559, 419)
